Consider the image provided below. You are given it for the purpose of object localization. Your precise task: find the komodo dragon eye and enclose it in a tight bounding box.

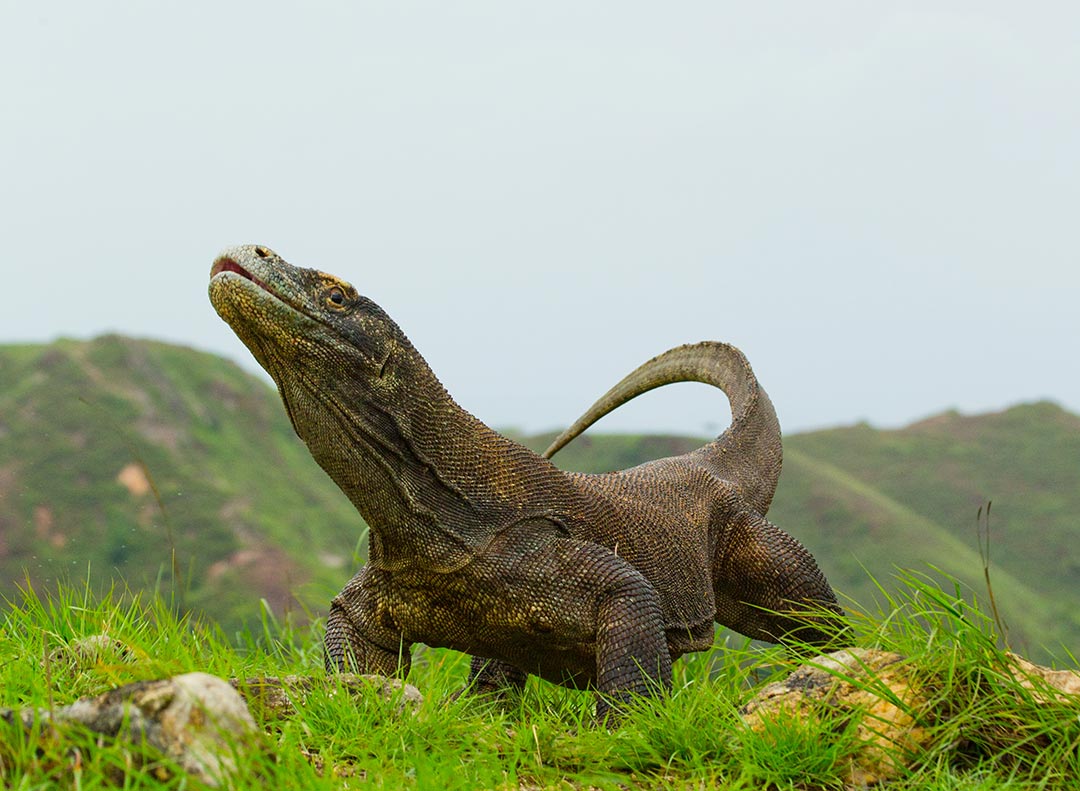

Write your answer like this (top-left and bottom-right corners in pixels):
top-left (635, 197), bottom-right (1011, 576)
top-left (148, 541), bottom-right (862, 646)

top-left (327, 287), bottom-right (347, 308)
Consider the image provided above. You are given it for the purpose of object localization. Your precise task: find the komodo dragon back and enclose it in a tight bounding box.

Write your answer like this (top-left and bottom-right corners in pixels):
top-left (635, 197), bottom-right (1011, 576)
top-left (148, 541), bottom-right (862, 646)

top-left (543, 341), bottom-right (783, 516)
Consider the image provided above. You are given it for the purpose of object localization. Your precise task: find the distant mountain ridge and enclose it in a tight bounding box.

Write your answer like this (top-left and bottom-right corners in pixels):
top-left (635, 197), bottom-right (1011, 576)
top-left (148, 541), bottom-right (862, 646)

top-left (2, 336), bottom-right (1077, 658)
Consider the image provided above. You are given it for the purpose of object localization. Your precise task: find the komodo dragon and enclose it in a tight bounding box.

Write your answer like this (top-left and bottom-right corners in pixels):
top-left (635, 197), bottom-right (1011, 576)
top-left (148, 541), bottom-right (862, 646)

top-left (209, 244), bottom-right (844, 716)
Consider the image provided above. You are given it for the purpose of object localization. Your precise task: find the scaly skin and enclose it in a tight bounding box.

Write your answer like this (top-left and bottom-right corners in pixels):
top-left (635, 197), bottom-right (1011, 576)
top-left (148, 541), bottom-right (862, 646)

top-left (209, 245), bottom-right (845, 717)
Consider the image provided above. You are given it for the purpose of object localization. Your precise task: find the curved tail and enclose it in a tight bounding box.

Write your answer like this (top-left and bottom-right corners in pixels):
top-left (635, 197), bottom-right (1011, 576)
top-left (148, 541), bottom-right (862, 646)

top-left (543, 341), bottom-right (783, 515)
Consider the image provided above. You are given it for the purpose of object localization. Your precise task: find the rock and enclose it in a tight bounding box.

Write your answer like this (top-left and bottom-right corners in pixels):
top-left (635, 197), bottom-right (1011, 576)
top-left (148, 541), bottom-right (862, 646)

top-left (1005, 652), bottom-right (1080, 703)
top-left (740, 649), bottom-right (931, 787)
top-left (231, 673), bottom-right (423, 720)
top-left (741, 648), bottom-right (1080, 786)
top-left (1, 670), bottom-right (422, 784)
top-left (5, 672), bottom-right (257, 786)
top-left (47, 634), bottom-right (136, 669)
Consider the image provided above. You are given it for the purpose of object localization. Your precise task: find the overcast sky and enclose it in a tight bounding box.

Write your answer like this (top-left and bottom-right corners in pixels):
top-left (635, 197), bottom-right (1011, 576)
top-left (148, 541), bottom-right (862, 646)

top-left (2, 2), bottom-right (1077, 437)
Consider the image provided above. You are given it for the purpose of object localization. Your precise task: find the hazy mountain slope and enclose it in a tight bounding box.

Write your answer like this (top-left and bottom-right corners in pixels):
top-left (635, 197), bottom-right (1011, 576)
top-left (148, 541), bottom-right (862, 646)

top-left (770, 447), bottom-right (1072, 657)
top-left (0, 335), bottom-right (362, 631)
top-left (777, 403), bottom-right (1080, 657)
top-left (784, 403), bottom-right (1080, 603)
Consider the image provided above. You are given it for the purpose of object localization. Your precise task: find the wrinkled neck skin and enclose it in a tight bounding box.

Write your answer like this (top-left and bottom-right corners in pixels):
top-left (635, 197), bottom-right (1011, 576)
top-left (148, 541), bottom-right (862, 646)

top-left (277, 327), bottom-right (516, 572)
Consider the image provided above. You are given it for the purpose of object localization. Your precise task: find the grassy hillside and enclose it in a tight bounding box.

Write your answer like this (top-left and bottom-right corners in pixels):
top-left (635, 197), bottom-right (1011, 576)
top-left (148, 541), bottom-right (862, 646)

top-left (783, 404), bottom-right (1080, 610)
top-left (0, 335), bottom-right (361, 631)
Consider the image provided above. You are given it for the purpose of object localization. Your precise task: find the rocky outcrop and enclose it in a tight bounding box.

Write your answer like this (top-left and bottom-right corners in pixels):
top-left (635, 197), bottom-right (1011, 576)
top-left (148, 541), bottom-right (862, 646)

top-left (47, 633), bottom-right (136, 668)
top-left (741, 649), bottom-right (929, 786)
top-left (740, 648), bottom-right (1080, 787)
top-left (1006, 652), bottom-right (1080, 702)
top-left (3, 673), bottom-right (257, 786)
top-left (230, 674), bottom-right (423, 719)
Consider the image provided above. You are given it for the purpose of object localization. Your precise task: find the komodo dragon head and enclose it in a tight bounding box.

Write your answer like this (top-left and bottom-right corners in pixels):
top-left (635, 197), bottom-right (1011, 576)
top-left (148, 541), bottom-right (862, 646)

top-left (209, 244), bottom-right (435, 437)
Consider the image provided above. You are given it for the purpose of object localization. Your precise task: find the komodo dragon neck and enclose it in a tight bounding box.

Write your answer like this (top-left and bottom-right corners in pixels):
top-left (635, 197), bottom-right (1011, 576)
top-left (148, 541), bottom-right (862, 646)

top-left (208, 245), bottom-right (579, 572)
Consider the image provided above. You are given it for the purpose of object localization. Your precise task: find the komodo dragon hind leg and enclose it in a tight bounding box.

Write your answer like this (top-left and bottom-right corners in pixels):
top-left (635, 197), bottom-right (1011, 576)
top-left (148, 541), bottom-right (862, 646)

top-left (712, 510), bottom-right (847, 648)
top-left (462, 656), bottom-right (527, 698)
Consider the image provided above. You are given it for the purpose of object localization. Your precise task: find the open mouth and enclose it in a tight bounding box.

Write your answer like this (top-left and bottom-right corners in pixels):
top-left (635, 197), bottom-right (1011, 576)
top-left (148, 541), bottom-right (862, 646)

top-left (210, 256), bottom-right (272, 292)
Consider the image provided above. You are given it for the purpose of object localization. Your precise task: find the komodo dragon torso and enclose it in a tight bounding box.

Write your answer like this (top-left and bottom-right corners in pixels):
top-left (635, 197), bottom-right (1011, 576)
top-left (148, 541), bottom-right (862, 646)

top-left (209, 245), bottom-right (844, 716)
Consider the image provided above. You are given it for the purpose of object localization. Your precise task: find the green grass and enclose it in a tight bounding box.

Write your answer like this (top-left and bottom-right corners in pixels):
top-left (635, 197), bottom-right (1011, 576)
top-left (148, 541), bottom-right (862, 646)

top-left (2, 572), bottom-right (1078, 789)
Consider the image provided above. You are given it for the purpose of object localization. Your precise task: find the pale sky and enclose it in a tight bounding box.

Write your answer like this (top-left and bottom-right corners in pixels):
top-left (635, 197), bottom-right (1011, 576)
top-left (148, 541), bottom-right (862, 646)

top-left (2, 2), bottom-right (1078, 436)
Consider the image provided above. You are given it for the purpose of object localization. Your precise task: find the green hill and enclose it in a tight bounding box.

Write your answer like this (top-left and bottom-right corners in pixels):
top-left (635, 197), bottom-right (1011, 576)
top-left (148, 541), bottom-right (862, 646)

top-left (2, 336), bottom-right (1077, 660)
top-left (0, 335), bottom-right (361, 631)
top-left (776, 404), bottom-right (1080, 659)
